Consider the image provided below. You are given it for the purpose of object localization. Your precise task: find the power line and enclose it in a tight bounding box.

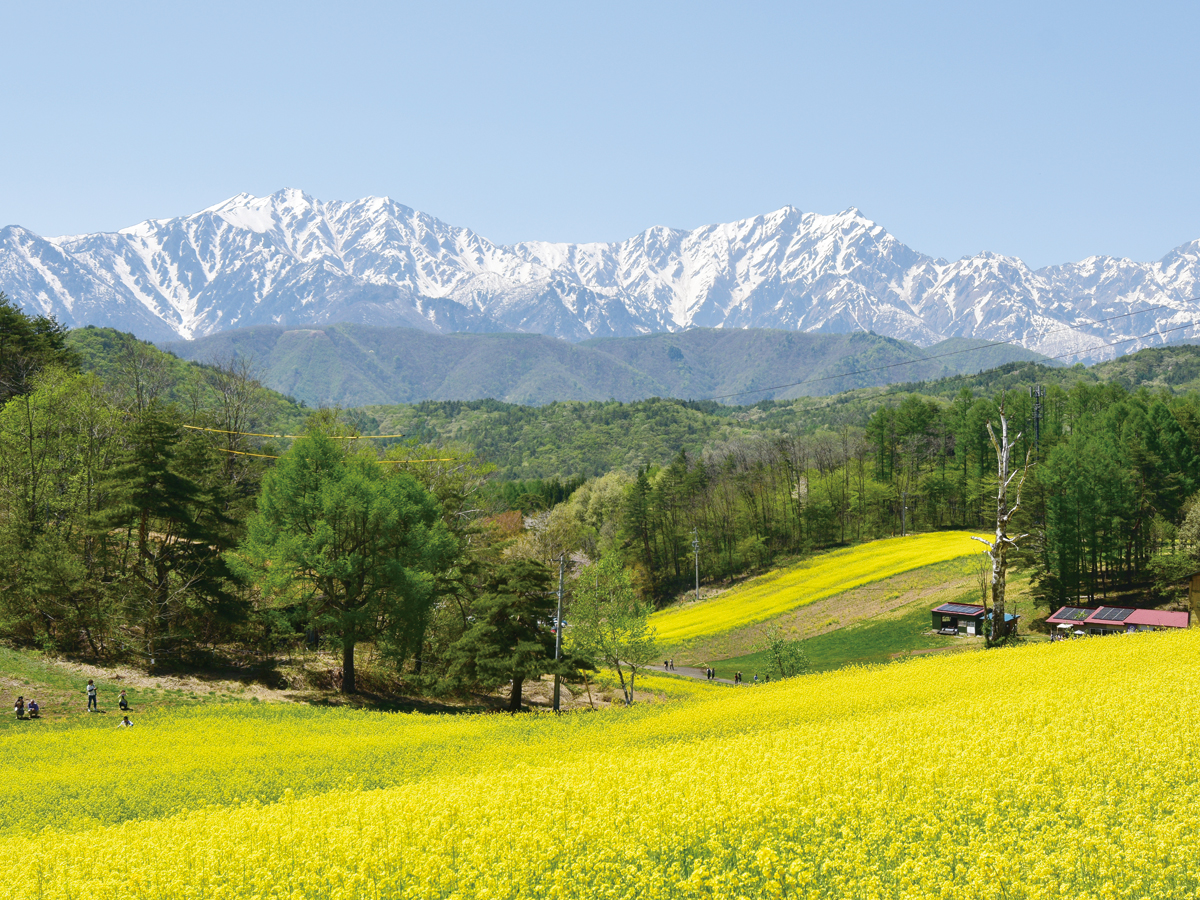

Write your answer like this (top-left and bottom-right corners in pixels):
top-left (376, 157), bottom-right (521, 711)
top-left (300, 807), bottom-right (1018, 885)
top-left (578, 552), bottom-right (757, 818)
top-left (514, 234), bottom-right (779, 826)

top-left (214, 448), bottom-right (280, 459)
top-left (1032, 320), bottom-right (1200, 365)
top-left (183, 424), bottom-right (406, 439)
top-left (701, 303), bottom-right (1190, 402)
top-left (214, 448), bottom-right (457, 462)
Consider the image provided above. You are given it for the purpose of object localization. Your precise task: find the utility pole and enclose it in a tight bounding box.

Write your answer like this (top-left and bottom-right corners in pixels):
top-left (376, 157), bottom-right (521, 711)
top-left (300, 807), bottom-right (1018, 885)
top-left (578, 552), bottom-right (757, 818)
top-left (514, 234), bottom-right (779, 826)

top-left (553, 554), bottom-right (565, 713)
top-left (691, 528), bottom-right (700, 602)
top-left (900, 492), bottom-right (908, 537)
top-left (1029, 384), bottom-right (1044, 458)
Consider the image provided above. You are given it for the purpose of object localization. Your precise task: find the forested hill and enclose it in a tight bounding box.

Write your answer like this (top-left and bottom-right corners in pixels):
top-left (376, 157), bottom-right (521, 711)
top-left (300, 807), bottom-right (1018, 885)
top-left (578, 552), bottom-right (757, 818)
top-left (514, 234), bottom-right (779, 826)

top-left (163, 324), bottom-right (1051, 407)
top-left (365, 344), bottom-right (1200, 480)
top-left (66, 326), bottom-right (310, 434)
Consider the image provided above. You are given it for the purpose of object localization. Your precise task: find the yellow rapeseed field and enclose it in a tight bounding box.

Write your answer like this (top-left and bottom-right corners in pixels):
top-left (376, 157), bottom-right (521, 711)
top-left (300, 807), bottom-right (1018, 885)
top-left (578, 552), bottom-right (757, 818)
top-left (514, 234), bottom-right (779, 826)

top-left (651, 530), bottom-right (984, 644)
top-left (4, 627), bottom-right (1199, 899)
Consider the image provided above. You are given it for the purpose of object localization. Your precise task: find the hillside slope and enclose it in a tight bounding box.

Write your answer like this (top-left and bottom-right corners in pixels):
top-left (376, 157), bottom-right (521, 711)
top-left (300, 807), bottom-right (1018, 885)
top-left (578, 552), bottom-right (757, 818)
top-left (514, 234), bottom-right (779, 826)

top-left (651, 532), bottom-right (984, 646)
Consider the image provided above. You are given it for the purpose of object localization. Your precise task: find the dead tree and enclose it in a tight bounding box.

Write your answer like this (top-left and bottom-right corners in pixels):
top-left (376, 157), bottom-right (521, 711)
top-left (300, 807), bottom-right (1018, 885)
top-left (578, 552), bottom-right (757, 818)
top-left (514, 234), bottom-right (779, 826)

top-left (972, 405), bottom-right (1031, 646)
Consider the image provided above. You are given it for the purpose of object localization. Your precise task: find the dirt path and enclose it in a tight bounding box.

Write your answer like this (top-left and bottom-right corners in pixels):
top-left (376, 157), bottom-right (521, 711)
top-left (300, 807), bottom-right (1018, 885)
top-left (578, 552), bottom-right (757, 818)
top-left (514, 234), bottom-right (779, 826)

top-left (656, 664), bottom-right (736, 685)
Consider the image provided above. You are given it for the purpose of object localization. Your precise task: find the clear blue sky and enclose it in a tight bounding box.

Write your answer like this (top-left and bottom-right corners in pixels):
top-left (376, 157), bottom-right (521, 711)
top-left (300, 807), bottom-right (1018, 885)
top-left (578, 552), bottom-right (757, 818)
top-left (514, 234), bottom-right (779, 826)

top-left (1, 1), bottom-right (1196, 268)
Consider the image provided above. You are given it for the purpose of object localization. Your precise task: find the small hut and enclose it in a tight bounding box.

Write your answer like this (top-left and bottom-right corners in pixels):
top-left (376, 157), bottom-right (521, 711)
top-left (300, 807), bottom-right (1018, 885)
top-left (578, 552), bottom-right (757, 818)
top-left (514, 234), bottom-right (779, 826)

top-left (931, 602), bottom-right (987, 636)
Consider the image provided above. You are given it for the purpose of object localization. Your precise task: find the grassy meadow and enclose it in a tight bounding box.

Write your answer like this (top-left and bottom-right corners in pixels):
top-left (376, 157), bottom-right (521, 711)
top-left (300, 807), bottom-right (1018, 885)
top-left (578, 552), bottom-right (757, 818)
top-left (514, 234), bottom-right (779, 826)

top-left (3, 629), bottom-right (1199, 899)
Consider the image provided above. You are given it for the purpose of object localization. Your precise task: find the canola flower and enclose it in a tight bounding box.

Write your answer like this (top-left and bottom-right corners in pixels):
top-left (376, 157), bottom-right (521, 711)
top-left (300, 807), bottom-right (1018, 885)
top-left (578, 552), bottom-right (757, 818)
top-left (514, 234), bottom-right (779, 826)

top-left (651, 530), bottom-right (984, 644)
top-left (4, 629), bottom-right (1200, 899)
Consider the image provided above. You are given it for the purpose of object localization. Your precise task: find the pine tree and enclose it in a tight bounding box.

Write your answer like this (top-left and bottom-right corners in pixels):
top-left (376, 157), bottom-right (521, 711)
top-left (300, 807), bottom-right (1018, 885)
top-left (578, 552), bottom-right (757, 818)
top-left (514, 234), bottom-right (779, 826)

top-left (237, 429), bottom-right (456, 693)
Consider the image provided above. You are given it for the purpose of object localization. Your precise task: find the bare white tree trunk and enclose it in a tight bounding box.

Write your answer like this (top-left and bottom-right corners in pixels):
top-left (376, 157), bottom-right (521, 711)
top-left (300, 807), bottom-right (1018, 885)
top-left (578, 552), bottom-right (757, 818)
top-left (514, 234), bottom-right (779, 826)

top-left (972, 406), bottom-right (1031, 645)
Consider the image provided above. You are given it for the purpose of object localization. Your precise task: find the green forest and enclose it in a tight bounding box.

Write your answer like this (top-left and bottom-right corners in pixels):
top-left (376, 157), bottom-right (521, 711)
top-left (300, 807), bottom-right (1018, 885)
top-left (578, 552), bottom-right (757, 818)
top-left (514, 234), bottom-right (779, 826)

top-left (4, 292), bottom-right (1200, 694)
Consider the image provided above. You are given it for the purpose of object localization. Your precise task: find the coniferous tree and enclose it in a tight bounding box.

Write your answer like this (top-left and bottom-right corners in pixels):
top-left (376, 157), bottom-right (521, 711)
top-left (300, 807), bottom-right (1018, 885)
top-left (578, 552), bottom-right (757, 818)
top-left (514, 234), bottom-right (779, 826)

top-left (445, 558), bottom-right (590, 711)
top-left (0, 292), bottom-right (77, 402)
top-left (94, 407), bottom-right (239, 662)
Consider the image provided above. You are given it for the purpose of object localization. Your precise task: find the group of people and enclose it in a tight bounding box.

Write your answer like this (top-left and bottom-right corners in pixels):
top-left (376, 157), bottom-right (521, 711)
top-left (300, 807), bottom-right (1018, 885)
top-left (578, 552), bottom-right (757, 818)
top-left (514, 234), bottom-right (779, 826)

top-left (732, 671), bottom-right (762, 685)
top-left (16, 680), bottom-right (134, 725)
top-left (13, 696), bottom-right (39, 719)
top-left (662, 659), bottom-right (675, 670)
top-left (91, 681), bottom-right (134, 726)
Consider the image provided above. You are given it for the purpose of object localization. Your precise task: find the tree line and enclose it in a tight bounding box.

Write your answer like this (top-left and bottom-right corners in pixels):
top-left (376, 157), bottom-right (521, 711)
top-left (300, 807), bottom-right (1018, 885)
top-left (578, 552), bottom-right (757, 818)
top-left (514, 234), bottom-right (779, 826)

top-left (526, 383), bottom-right (1200, 612)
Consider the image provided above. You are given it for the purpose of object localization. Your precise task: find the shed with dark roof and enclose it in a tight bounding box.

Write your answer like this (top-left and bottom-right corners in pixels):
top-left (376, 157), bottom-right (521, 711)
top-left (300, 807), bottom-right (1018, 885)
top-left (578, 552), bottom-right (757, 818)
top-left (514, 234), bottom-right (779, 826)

top-left (931, 603), bottom-right (1019, 638)
top-left (932, 602), bottom-right (986, 636)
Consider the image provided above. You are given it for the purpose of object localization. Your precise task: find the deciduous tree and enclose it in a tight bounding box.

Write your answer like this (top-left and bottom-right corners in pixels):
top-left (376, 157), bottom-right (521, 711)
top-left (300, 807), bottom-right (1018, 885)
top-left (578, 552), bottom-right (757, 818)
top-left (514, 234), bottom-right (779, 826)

top-left (569, 554), bottom-right (658, 705)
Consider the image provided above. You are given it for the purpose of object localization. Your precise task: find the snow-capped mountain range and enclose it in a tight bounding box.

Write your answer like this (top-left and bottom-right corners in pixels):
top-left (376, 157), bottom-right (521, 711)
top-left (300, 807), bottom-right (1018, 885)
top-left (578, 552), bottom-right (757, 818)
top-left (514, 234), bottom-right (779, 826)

top-left (3, 187), bottom-right (1200, 359)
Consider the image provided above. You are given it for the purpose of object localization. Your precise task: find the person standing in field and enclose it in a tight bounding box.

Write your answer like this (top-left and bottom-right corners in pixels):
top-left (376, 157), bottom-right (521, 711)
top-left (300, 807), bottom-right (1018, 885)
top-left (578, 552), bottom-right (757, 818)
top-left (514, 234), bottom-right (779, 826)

top-left (86, 679), bottom-right (97, 712)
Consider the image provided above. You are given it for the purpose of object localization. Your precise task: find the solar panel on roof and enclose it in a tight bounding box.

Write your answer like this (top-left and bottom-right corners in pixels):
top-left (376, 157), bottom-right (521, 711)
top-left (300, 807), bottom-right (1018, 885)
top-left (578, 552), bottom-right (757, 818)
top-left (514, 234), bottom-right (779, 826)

top-left (938, 603), bottom-right (984, 616)
top-left (1056, 607), bottom-right (1092, 621)
top-left (1093, 607), bottom-right (1134, 621)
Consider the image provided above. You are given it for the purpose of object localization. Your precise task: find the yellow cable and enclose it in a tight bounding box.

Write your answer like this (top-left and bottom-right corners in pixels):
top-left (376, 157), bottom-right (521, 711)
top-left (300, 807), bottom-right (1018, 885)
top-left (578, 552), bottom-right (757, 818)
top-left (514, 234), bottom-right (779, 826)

top-left (183, 424), bottom-right (406, 439)
top-left (216, 448), bottom-right (457, 462)
top-left (215, 448), bottom-right (282, 459)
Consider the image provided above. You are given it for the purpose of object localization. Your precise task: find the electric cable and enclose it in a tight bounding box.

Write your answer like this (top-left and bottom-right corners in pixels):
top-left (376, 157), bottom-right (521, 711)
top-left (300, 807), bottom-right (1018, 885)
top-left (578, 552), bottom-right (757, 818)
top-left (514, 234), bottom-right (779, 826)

top-left (215, 448), bottom-right (457, 462)
top-left (182, 424), bottom-right (406, 439)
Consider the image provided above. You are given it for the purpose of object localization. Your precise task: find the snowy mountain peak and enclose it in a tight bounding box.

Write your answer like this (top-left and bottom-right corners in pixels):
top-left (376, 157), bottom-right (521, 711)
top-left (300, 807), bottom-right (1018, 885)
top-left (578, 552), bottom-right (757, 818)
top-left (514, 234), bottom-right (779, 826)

top-left (4, 190), bottom-right (1199, 359)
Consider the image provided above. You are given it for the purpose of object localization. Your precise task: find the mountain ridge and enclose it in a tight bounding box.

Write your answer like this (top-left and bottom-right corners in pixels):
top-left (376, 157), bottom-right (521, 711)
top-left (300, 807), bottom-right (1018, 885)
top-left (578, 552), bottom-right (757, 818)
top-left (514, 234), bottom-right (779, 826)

top-left (4, 188), bottom-right (1200, 355)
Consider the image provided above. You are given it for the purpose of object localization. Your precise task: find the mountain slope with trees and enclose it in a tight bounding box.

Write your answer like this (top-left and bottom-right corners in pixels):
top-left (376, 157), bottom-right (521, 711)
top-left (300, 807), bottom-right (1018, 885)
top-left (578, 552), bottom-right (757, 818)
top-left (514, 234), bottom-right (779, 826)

top-left (164, 323), bottom-right (1051, 407)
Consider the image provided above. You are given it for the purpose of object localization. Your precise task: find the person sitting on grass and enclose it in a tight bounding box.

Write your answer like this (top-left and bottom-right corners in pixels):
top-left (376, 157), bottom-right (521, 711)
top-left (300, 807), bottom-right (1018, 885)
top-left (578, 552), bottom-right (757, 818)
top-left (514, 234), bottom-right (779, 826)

top-left (26, 699), bottom-right (39, 719)
top-left (117, 716), bottom-right (133, 728)
top-left (14, 696), bottom-right (24, 720)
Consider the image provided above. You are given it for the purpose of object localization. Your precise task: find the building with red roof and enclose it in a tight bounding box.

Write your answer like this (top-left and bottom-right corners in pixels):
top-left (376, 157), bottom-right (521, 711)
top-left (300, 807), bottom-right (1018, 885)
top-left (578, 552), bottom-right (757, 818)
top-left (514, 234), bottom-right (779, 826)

top-left (1046, 605), bottom-right (1188, 637)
